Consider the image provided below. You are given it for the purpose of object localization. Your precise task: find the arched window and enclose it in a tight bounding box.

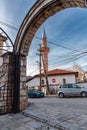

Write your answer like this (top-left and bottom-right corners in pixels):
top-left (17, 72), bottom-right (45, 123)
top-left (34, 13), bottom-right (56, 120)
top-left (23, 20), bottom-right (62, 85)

top-left (41, 80), bottom-right (44, 85)
top-left (63, 78), bottom-right (66, 84)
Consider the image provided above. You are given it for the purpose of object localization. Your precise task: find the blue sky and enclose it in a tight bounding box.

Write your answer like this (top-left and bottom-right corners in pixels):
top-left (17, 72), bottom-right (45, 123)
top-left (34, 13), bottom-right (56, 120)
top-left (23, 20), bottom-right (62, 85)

top-left (0, 0), bottom-right (87, 76)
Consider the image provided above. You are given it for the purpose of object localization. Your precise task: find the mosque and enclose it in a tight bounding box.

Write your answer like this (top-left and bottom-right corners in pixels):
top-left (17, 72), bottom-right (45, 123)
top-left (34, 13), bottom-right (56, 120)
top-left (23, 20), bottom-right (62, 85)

top-left (26, 30), bottom-right (78, 94)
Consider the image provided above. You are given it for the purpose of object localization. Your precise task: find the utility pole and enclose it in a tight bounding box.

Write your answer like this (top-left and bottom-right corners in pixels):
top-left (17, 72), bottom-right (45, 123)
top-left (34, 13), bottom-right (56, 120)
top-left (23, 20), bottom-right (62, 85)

top-left (37, 44), bottom-right (42, 91)
top-left (39, 44), bottom-right (42, 91)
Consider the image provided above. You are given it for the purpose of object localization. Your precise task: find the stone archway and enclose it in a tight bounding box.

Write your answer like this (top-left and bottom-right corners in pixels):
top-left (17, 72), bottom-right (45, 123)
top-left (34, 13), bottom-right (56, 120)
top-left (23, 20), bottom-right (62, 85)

top-left (0, 0), bottom-right (86, 114)
top-left (14, 0), bottom-right (86, 113)
top-left (15, 0), bottom-right (85, 55)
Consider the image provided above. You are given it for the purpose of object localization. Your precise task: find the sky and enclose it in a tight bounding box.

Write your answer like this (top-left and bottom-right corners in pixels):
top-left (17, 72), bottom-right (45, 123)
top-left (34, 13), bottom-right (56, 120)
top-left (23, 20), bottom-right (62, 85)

top-left (0, 0), bottom-right (87, 76)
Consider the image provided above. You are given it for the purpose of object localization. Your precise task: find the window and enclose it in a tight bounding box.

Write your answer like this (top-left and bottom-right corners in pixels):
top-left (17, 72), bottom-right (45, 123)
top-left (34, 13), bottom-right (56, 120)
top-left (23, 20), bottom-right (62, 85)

top-left (41, 80), bottom-right (44, 85)
top-left (72, 84), bottom-right (81, 89)
top-left (63, 78), bottom-right (66, 84)
top-left (68, 84), bottom-right (72, 88)
top-left (60, 84), bottom-right (68, 88)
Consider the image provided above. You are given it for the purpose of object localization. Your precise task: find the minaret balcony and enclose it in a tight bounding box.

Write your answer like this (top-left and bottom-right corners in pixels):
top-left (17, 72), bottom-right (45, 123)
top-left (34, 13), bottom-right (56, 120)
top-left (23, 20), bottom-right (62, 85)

top-left (40, 47), bottom-right (49, 52)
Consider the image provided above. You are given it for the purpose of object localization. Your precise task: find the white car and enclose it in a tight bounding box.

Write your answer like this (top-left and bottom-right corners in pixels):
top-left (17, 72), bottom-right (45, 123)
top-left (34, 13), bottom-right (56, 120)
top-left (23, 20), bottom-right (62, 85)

top-left (57, 84), bottom-right (87, 98)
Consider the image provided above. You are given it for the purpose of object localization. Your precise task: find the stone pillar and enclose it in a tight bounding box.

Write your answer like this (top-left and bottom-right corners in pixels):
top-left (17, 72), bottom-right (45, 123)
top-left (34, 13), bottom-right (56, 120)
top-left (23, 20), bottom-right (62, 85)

top-left (0, 52), bottom-right (14, 114)
top-left (0, 52), bottom-right (28, 114)
top-left (13, 54), bottom-right (27, 113)
top-left (20, 55), bottom-right (27, 111)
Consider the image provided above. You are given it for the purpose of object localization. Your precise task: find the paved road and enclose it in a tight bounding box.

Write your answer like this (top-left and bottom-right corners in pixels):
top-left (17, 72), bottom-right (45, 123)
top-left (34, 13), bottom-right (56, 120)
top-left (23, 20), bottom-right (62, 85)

top-left (0, 96), bottom-right (87, 130)
top-left (25, 96), bottom-right (87, 130)
top-left (28, 96), bottom-right (87, 115)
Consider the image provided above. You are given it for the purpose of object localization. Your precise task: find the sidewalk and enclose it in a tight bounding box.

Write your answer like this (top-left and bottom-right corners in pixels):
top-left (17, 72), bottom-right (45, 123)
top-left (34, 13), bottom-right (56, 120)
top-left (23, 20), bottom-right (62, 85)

top-left (0, 113), bottom-right (59, 130)
top-left (0, 107), bottom-right (87, 130)
top-left (23, 109), bottom-right (87, 130)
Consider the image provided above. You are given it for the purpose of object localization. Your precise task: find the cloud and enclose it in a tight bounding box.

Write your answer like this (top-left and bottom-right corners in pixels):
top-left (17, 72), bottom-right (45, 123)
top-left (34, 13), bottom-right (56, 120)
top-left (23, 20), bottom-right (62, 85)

top-left (27, 7), bottom-right (87, 75)
top-left (0, 0), bottom-right (37, 43)
top-left (1, 1), bottom-right (87, 75)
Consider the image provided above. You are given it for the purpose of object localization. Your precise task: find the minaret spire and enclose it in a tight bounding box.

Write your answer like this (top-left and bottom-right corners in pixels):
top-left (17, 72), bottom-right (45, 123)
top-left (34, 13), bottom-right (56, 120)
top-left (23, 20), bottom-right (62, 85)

top-left (41, 28), bottom-right (47, 48)
top-left (40, 28), bottom-right (49, 73)
top-left (42, 28), bottom-right (46, 38)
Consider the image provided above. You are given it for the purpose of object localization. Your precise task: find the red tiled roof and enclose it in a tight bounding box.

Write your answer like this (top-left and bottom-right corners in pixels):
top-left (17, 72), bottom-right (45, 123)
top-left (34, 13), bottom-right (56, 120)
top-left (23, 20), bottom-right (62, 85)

top-left (35, 69), bottom-right (78, 77)
top-left (47, 69), bottom-right (77, 75)
top-left (26, 69), bottom-right (78, 82)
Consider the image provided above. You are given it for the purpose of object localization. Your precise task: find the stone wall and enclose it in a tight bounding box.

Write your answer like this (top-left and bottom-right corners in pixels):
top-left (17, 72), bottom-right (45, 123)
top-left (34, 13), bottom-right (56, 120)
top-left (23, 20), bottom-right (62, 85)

top-left (0, 52), bottom-right (14, 114)
top-left (0, 52), bottom-right (27, 114)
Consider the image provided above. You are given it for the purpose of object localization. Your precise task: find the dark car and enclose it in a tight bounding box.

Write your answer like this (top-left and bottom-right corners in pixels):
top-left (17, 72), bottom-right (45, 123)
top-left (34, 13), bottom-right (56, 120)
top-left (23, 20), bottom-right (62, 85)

top-left (27, 89), bottom-right (44, 98)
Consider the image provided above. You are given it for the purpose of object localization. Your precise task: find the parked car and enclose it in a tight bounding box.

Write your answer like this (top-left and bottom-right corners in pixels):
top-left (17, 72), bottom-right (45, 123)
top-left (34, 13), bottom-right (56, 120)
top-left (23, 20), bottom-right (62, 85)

top-left (57, 84), bottom-right (87, 98)
top-left (27, 89), bottom-right (44, 98)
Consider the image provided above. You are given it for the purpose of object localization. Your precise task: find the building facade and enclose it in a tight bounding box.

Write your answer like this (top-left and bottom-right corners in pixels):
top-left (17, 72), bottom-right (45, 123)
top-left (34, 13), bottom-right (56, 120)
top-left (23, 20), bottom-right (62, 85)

top-left (26, 69), bottom-right (78, 95)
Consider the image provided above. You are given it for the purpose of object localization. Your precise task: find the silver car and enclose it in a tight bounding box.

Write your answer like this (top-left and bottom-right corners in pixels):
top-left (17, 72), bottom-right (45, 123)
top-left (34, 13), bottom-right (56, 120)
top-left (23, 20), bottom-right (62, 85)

top-left (57, 84), bottom-right (87, 98)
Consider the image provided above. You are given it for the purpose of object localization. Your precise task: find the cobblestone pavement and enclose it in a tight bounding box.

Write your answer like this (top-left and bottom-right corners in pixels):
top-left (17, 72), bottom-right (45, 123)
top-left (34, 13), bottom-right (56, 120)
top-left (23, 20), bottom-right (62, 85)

top-left (0, 96), bottom-right (87, 130)
top-left (0, 113), bottom-right (59, 130)
top-left (25, 96), bottom-right (87, 130)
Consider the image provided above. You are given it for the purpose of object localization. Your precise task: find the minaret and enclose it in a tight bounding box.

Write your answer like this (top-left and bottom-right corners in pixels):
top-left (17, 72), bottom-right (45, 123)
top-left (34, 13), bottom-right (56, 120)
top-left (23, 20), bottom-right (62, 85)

top-left (40, 29), bottom-right (49, 73)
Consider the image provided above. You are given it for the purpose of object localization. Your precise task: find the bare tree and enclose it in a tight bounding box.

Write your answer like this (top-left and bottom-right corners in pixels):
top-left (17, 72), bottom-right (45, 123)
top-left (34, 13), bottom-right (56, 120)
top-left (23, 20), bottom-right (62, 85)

top-left (73, 63), bottom-right (84, 82)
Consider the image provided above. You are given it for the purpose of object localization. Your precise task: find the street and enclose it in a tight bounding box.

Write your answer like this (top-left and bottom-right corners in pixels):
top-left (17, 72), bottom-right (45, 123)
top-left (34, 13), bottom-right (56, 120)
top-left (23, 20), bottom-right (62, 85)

top-left (27, 96), bottom-right (87, 115)
top-left (25, 96), bottom-right (87, 130)
top-left (0, 96), bottom-right (87, 130)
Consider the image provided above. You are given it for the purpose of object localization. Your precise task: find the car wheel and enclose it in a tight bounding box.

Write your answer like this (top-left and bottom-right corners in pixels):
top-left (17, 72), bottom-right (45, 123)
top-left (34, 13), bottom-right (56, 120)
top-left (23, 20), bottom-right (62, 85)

top-left (59, 92), bottom-right (64, 98)
top-left (81, 92), bottom-right (87, 97)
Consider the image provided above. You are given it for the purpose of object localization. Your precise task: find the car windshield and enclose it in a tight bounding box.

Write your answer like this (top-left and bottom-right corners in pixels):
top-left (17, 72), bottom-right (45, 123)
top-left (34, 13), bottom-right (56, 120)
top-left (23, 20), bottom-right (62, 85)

top-left (60, 84), bottom-right (70, 88)
top-left (60, 84), bottom-right (81, 89)
top-left (72, 84), bottom-right (81, 89)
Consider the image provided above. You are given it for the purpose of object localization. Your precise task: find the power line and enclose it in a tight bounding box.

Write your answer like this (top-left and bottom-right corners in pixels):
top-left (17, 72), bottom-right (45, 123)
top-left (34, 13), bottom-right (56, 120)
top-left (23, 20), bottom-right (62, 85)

top-left (28, 69), bottom-right (39, 76)
top-left (34, 35), bottom-right (87, 67)
top-left (49, 51), bottom-right (87, 60)
top-left (27, 35), bottom-right (87, 74)
top-left (35, 35), bottom-right (85, 52)
top-left (50, 53), bottom-right (87, 66)
top-left (49, 53), bottom-right (87, 68)
top-left (0, 20), bottom-right (18, 31)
